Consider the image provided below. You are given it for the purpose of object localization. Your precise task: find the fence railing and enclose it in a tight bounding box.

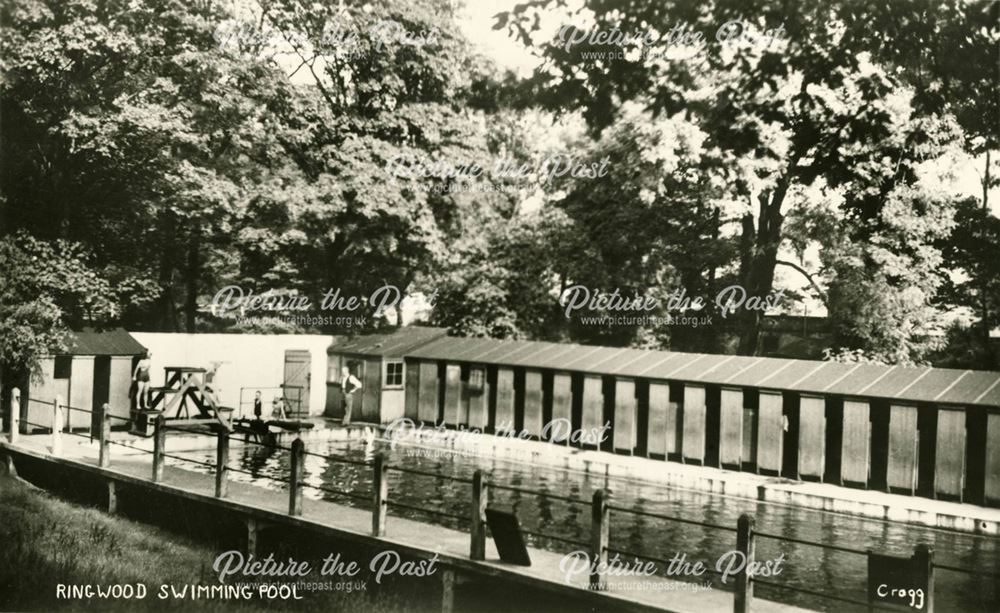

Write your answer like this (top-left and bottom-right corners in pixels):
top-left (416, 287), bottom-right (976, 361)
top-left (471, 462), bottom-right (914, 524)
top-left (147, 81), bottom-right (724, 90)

top-left (4, 387), bottom-right (998, 613)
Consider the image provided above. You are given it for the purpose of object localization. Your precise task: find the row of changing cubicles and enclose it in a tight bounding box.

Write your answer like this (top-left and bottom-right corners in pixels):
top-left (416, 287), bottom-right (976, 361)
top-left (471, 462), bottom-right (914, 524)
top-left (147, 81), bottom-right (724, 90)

top-left (382, 336), bottom-right (1000, 507)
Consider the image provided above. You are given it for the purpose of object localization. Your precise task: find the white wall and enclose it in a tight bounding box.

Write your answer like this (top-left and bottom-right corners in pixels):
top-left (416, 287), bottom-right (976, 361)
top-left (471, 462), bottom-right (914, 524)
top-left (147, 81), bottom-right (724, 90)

top-left (131, 333), bottom-right (335, 417)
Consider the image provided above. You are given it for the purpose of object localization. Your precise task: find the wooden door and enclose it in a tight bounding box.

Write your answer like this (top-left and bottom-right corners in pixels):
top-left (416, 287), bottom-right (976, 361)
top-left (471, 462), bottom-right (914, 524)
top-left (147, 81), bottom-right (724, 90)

top-left (283, 350), bottom-right (311, 417)
top-left (523, 370), bottom-right (544, 437)
top-left (934, 406), bottom-right (966, 500)
top-left (682, 384), bottom-right (706, 464)
top-left (719, 387), bottom-right (743, 468)
top-left (550, 373), bottom-right (572, 443)
top-left (756, 391), bottom-right (783, 474)
top-left (613, 377), bottom-right (637, 453)
top-left (443, 364), bottom-right (463, 425)
top-left (417, 360), bottom-right (439, 423)
top-left (646, 382), bottom-right (670, 457)
top-left (887, 404), bottom-right (918, 493)
top-left (841, 399), bottom-right (871, 486)
top-left (985, 412), bottom-right (1000, 505)
top-left (798, 395), bottom-right (826, 480)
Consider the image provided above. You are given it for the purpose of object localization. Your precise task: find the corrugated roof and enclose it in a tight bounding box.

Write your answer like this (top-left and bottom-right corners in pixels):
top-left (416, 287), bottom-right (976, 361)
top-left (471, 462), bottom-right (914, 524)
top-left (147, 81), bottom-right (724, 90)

top-left (406, 335), bottom-right (1000, 408)
top-left (327, 326), bottom-right (448, 358)
top-left (58, 328), bottom-right (147, 356)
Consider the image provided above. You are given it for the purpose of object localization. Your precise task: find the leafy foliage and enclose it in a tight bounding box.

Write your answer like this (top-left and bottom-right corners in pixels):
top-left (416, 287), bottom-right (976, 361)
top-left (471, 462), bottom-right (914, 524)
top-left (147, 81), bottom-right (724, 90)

top-left (495, 0), bottom-right (998, 362)
top-left (0, 232), bottom-right (149, 383)
top-left (0, 0), bottom-right (997, 378)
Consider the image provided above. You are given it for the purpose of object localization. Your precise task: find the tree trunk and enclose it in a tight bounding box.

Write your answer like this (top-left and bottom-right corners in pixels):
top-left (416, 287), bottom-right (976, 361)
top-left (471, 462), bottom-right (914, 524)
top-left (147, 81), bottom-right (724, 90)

top-left (983, 150), bottom-right (990, 212)
top-left (184, 231), bottom-right (200, 333)
top-left (157, 212), bottom-right (177, 331)
top-left (737, 181), bottom-right (791, 356)
top-left (981, 151), bottom-right (992, 364)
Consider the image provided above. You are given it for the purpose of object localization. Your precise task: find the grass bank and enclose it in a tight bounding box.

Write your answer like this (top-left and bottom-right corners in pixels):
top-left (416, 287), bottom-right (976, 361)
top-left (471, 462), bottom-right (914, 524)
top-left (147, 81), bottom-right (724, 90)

top-left (0, 473), bottom-right (421, 612)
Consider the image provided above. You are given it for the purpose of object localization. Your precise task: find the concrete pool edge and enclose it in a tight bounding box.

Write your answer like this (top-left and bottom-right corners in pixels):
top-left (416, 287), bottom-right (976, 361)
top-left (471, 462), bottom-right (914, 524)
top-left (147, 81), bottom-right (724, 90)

top-left (357, 423), bottom-right (1000, 537)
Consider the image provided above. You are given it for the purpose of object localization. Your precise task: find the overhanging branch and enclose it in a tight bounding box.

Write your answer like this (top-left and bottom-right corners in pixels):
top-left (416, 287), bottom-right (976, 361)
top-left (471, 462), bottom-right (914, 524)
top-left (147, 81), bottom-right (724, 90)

top-left (775, 259), bottom-right (828, 307)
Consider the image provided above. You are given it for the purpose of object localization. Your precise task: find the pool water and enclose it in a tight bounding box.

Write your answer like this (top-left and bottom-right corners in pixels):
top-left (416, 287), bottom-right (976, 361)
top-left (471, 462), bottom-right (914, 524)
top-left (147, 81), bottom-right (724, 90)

top-left (173, 437), bottom-right (1000, 612)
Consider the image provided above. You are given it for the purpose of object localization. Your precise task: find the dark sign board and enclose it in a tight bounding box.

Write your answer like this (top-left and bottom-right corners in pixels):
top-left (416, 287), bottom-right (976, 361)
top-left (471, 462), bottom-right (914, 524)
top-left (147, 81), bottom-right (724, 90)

top-left (867, 548), bottom-right (931, 611)
top-left (485, 508), bottom-right (531, 566)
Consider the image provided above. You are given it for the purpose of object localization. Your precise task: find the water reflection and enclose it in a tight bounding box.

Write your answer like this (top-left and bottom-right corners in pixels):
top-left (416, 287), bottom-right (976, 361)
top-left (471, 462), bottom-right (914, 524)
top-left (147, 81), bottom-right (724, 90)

top-left (175, 438), bottom-right (1000, 612)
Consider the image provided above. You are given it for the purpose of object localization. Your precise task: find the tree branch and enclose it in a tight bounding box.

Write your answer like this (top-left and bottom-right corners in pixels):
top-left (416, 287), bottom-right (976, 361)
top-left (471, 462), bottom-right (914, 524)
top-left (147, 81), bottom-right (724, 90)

top-left (775, 259), bottom-right (828, 306)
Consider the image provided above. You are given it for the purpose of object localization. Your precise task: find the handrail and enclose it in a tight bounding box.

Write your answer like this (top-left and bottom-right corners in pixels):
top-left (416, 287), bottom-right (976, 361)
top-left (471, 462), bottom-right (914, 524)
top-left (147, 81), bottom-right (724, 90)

top-left (388, 464), bottom-right (473, 484)
top-left (607, 503), bottom-right (738, 532)
top-left (21, 419), bottom-right (93, 441)
top-left (302, 448), bottom-right (370, 466)
top-left (385, 499), bottom-right (466, 522)
top-left (301, 481), bottom-right (371, 503)
top-left (227, 465), bottom-right (290, 484)
top-left (755, 530), bottom-right (869, 556)
top-left (160, 452), bottom-right (218, 470)
top-left (932, 562), bottom-right (1000, 579)
top-left (606, 547), bottom-right (732, 580)
top-left (106, 439), bottom-right (154, 454)
top-left (8, 390), bottom-right (994, 612)
top-left (491, 482), bottom-right (587, 505)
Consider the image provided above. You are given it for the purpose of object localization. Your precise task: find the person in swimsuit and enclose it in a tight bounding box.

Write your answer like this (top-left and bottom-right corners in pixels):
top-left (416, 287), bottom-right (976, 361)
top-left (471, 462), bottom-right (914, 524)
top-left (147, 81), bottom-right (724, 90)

top-left (273, 396), bottom-right (288, 420)
top-left (133, 352), bottom-right (152, 409)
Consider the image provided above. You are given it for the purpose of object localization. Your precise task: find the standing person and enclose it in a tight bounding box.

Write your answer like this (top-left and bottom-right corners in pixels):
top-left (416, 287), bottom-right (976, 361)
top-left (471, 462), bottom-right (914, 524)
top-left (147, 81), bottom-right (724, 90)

top-left (253, 391), bottom-right (263, 420)
top-left (133, 352), bottom-right (152, 410)
top-left (341, 366), bottom-right (362, 426)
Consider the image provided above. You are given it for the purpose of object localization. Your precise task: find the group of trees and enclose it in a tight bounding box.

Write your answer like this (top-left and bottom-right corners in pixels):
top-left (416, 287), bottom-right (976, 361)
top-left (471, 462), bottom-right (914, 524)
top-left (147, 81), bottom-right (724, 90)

top-left (1, 0), bottom-right (997, 387)
top-left (468, 0), bottom-right (998, 367)
top-left (0, 0), bottom-right (521, 384)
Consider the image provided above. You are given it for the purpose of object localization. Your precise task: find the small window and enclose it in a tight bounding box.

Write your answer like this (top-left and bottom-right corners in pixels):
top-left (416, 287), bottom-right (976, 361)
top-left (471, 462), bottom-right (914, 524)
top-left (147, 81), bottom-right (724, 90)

top-left (384, 360), bottom-right (404, 388)
top-left (468, 367), bottom-right (485, 393)
top-left (54, 356), bottom-right (72, 379)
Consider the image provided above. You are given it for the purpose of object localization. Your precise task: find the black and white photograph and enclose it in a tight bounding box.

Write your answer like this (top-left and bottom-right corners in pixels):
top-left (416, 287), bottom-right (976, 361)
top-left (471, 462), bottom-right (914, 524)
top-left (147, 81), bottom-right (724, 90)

top-left (0, 0), bottom-right (998, 611)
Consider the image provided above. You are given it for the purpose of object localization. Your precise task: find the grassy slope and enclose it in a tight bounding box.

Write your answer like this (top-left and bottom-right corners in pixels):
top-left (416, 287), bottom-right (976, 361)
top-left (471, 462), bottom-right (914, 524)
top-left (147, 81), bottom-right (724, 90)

top-left (0, 473), bottom-right (419, 612)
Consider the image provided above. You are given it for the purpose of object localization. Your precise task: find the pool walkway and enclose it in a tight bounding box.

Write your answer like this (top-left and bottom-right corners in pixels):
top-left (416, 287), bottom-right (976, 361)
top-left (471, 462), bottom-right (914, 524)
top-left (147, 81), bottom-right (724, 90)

top-left (1, 432), bottom-right (811, 613)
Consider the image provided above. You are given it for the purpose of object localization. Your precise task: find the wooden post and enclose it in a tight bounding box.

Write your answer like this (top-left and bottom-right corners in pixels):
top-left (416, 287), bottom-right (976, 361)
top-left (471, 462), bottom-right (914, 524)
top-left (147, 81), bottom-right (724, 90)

top-left (215, 429), bottom-right (229, 498)
top-left (246, 518), bottom-right (259, 557)
top-left (52, 394), bottom-right (64, 456)
top-left (915, 544), bottom-right (934, 613)
top-left (470, 470), bottom-right (488, 560)
top-left (106, 480), bottom-right (117, 514)
top-left (152, 414), bottom-right (166, 482)
top-left (9, 388), bottom-right (20, 444)
top-left (735, 514), bottom-right (755, 613)
top-left (372, 452), bottom-right (389, 536)
top-left (441, 568), bottom-right (456, 613)
top-left (98, 403), bottom-right (111, 468)
top-left (288, 438), bottom-right (304, 516)
top-left (589, 490), bottom-right (609, 590)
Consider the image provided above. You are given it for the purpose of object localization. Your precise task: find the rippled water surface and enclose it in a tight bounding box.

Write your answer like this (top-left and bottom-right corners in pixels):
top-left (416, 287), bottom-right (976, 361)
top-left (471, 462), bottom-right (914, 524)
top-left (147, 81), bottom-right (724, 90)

top-left (173, 437), bottom-right (1000, 612)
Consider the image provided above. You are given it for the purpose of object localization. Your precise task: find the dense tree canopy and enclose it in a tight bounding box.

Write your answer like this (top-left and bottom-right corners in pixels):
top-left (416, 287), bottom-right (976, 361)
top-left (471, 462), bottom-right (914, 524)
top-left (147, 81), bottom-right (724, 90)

top-left (493, 0), bottom-right (998, 364)
top-left (0, 0), bottom-right (997, 385)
